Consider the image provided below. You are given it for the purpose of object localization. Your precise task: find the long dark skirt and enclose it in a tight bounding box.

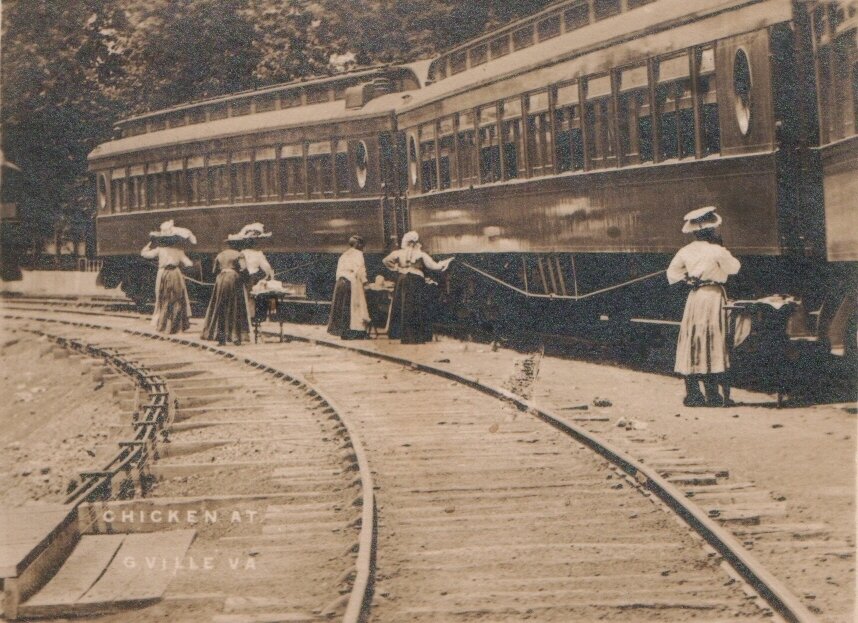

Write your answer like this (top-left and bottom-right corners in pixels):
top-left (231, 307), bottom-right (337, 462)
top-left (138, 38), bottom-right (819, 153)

top-left (327, 278), bottom-right (368, 339)
top-left (388, 273), bottom-right (432, 344)
top-left (201, 269), bottom-right (251, 344)
top-left (153, 267), bottom-right (191, 334)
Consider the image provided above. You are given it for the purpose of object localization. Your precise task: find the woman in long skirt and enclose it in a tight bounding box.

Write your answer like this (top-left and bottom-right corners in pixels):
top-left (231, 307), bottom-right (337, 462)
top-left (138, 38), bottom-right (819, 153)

top-left (234, 222), bottom-right (275, 321)
top-left (140, 220), bottom-right (196, 334)
top-left (667, 206), bottom-right (741, 407)
top-left (328, 235), bottom-right (371, 339)
top-left (383, 231), bottom-right (452, 344)
top-left (200, 239), bottom-right (252, 346)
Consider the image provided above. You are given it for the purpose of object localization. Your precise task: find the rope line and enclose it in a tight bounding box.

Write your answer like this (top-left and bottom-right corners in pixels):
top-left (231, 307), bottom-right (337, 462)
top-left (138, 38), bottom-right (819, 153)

top-left (459, 261), bottom-right (666, 301)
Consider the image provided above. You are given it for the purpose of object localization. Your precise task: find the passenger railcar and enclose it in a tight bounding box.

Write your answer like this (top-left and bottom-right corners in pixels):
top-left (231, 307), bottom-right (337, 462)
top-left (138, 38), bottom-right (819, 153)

top-left (89, 0), bottom-right (857, 356)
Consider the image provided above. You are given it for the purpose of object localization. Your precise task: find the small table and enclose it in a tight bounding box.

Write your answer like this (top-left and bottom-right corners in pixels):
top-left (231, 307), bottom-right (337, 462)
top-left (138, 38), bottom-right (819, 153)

top-left (365, 287), bottom-right (394, 336)
top-left (725, 297), bottom-right (797, 407)
top-left (250, 291), bottom-right (328, 343)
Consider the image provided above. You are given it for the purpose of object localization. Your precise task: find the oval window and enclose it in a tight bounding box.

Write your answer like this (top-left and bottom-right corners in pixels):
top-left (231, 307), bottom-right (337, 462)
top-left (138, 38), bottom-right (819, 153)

top-left (733, 48), bottom-right (752, 136)
top-left (408, 135), bottom-right (418, 187)
top-left (355, 140), bottom-right (368, 189)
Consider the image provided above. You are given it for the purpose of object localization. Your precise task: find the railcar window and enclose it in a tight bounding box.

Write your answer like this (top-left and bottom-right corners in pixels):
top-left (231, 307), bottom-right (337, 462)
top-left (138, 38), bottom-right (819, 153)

top-left (230, 151), bottom-right (253, 203)
top-left (657, 54), bottom-right (695, 160)
top-left (697, 47), bottom-right (720, 156)
top-left (146, 169), bottom-right (164, 210)
top-left (502, 98), bottom-right (523, 179)
top-left (478, 107), bottom-right (501, 182)
top-left (231, 100), bottom-right (251, 117)
top-left (419, 124), bottom-right (438, 192)
top-left (166, 160), bottom-right (185, 207)
top-left (335, 142), bottom-right (350, 194)
top-left (537, 16), bottom-right (561, 41)
top-left (408, 135), bottom-right (419, 189)
top-left (188, 108), bottom-right (206, 125)
top-left (527, 91), bottom-right (554, 176)
top-left (564, 3), bottom-right (590, 31)
top-left (457, 112), bottom-right (478, 187)
top-left (593, 0), bottom-right (621, 21)
top-left (618, 65), bottom-right (653, 165)
top-left (209, 105), bottom-right (228, 121)
top-left (627, 0), bottom-right (655, 8)
top-left (254, 148), bottom-right (277, 201)
top-left (149, 119), bottom-right (166, 132)
top-left (554, 85), bottom-right (585, 173)
top-left (470, 45), bottom-right (488, 67)
top-left (490, 37), bottom-right (510, 59)
top-left (279, 145), bottom-right (305, 198)
top-left (186, 157), bottom-right (206, 206)
top-left (818, 30), bottom-right (858, 142)
top-left (513, 26), bottom-right (534, 51)
top-left (110, 170), bottom-right (126, 213)
top-left (307, 88), bottom-right (332, 105)
top-left (451, 51), bottom-right (468, 75)
top-left (167, 112), bottom-right (186, 128)
top-left (281, 92), bottom-right (302, 108)
top-left (254, 95), bottom-right (277, 113)
top-left (208, 154), bottom-right (229, 203)
top-left (439, 117), bottom-right (455, 190)
top-left (584, 76), bottom-right (616, 169)
top-left (307, 142), bottom-right (333, 197)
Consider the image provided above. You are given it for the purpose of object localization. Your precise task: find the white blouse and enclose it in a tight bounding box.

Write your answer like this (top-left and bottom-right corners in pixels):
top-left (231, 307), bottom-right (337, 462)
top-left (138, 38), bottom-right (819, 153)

top-left (336, 248), bottom-right (367, 283)
top-left (242, 249), bottom-right (274, 278)
top-left (140, 244), bottom-right (193, 268)
top-left (667, 240), bottom-right (741, 285)
top-left (382, 248), bottom-right (447, 277)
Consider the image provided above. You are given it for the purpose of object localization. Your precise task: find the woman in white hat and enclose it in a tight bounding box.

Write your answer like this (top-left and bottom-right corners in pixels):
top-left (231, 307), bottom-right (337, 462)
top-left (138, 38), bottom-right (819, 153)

top-left (667, 206), bottom-right (741, 406)
top-left (200, 229), bottom-right (253, 346)
top-left (328, 235), bottom-right (371, 339)
top-left (140, 220), bottom-right (196, 334)
top-left (232, 223), bottom-right (275, 321)
top-left (383, 231), bottom-right (453, 344)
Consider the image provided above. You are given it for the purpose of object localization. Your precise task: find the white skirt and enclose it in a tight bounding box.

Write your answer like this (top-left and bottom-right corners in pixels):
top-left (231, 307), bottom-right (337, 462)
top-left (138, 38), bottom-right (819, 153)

top-left (674, 284), bottom-right (729, 375)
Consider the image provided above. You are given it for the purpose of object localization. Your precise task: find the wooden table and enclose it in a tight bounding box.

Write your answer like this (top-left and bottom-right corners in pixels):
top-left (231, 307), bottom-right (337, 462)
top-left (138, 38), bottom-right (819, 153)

top-left (250, 291), bottom-right (330, 343)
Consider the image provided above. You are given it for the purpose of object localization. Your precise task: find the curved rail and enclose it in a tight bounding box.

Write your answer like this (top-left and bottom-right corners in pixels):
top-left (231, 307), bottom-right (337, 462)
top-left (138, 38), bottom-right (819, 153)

top-left (261, 327), bottom-right (819, 623)
top-left (2, 312), bottom-right (377, 623)
top-left (1, 303), bottom-right (818, 622)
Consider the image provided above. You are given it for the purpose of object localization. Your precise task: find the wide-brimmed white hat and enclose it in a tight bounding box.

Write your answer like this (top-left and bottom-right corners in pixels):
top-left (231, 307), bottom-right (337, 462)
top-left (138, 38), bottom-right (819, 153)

top-left (149, 220), bottom-right (196, 243)
top-left (681, 206), bottom-right (722, 233)
top-left (227, 222), bottom-right (273, 242)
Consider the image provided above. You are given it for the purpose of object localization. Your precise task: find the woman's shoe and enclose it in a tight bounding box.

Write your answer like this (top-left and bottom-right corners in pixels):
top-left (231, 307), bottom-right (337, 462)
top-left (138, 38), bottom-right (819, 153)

top-left (683, 394), bottom-right (706, 407)
top-left (706, 394), bottom-right (725, 407)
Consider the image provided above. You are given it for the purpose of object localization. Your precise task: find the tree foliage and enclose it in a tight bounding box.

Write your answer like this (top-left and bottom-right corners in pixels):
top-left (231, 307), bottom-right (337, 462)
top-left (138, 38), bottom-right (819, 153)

top-left (1, 0), bottom-right (556, 260)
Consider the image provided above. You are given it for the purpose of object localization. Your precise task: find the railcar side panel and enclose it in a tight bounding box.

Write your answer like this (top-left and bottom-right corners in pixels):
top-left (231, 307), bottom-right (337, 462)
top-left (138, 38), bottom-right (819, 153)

top-left (822, 136), bottom-right (858, 261)
top-left (408, 155), bottom-right (780, 255)
top-left (96, 198), bottom-right (385, 256)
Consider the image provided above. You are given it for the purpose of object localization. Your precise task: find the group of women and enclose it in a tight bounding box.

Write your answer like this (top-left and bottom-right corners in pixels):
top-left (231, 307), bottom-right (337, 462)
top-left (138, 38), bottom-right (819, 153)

top-left (143, 209), bottom-right (739, 407)
top-left (142, 223), bottom-right (454, 347)
top-left (141, 220), bottom-right (274, 345)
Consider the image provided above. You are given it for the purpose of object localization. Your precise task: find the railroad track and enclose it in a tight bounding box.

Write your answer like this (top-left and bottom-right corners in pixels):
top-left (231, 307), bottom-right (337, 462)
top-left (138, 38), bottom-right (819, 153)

top-left (2, 315), bottom-right (375, 623)
top-left (1, 302), bottom-right (823, 622)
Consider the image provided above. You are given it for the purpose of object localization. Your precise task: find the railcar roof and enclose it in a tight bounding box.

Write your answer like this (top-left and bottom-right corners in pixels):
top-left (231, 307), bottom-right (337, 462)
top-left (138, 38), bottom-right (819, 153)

top-left (400, 0), bottom-right (789, 116)
top-left (88, 92), bottom-right (407, 161)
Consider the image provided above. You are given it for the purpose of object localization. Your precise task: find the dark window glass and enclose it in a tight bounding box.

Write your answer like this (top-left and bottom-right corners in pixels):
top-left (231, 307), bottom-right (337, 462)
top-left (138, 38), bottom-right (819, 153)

top-left (618, 90), bottom-right (653, 164)
top-left (513, 26), bottom-right (534, 50)
top-left (657, 80), bottom-right (695, 160)
top-left (230, 162), bottom-right (253, 202)
top-left (451, 50), bottom-right (467, 74)
top-left (308, 155), bottom-right (332, 196)
top-left (502, 119), bottom-right (521, 179)
top-left (307, 88), bottom-right (331, 104)
top-left (208, 166), bottom-right (229, 202)
top-left (231, 100), bottom-right (251, 116)
top-left (479, 126), bottom-right (501, 182)
top-left (188, 108), bottom-right (206, 125)
top-left (584, 98), bottom-right (616, 169)
top-left (527, 112), bottom-right (554, 176)
top-left (149, 119), bottom-right (166, 132)
top-left (537, 16), bottom-right (561, 41)
top-left (254, 95), bottom-right (276, 112)
top-left (335, 152), bottom-right (350, 194)
top-left (457, 129), bottom-right (477, 186)
top-left (555, 106), bottom-right (584, 172)
top-left (281, 92), bottom-right (301, 108)
top-left (564, 3), bottom-right (589, 31)
top-left (698, 73), bottom-right (720, 156)
top-left (470, 44), bottom-right (488, 67)
top-left (490, 37), bottom-right (510, 59)
top-left (167, 113), bottom-right (186, 128)
top-left (279, 158), bottom-right (305, 197)
top-left (593, 0), bottom-right (621, 20)
top-left (209, 105), bottom-right (228, 121)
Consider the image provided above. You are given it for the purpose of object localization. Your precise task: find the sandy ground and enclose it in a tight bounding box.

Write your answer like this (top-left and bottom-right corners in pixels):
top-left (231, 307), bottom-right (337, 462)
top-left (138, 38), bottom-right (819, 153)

top-left (0, 326), bottom-right (129, 507)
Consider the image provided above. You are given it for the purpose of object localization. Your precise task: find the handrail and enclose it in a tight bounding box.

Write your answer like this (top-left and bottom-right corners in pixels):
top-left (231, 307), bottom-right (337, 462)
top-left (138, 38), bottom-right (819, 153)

top-left (459, 260), bottom-right (666, 300)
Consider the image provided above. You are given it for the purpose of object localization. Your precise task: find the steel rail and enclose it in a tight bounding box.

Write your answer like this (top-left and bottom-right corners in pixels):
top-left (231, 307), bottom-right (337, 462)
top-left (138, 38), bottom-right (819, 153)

top-left (2, 311), bottom-right (377, 623)
top-left (1, 302), bottom-right (818, 622)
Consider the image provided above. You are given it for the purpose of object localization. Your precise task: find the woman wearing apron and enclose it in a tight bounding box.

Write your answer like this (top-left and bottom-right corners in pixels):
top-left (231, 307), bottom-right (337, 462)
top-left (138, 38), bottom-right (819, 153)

top-left (328, 235), bottom-right (371, 339)
top-left (667, 206), bottom-right (741, 407)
